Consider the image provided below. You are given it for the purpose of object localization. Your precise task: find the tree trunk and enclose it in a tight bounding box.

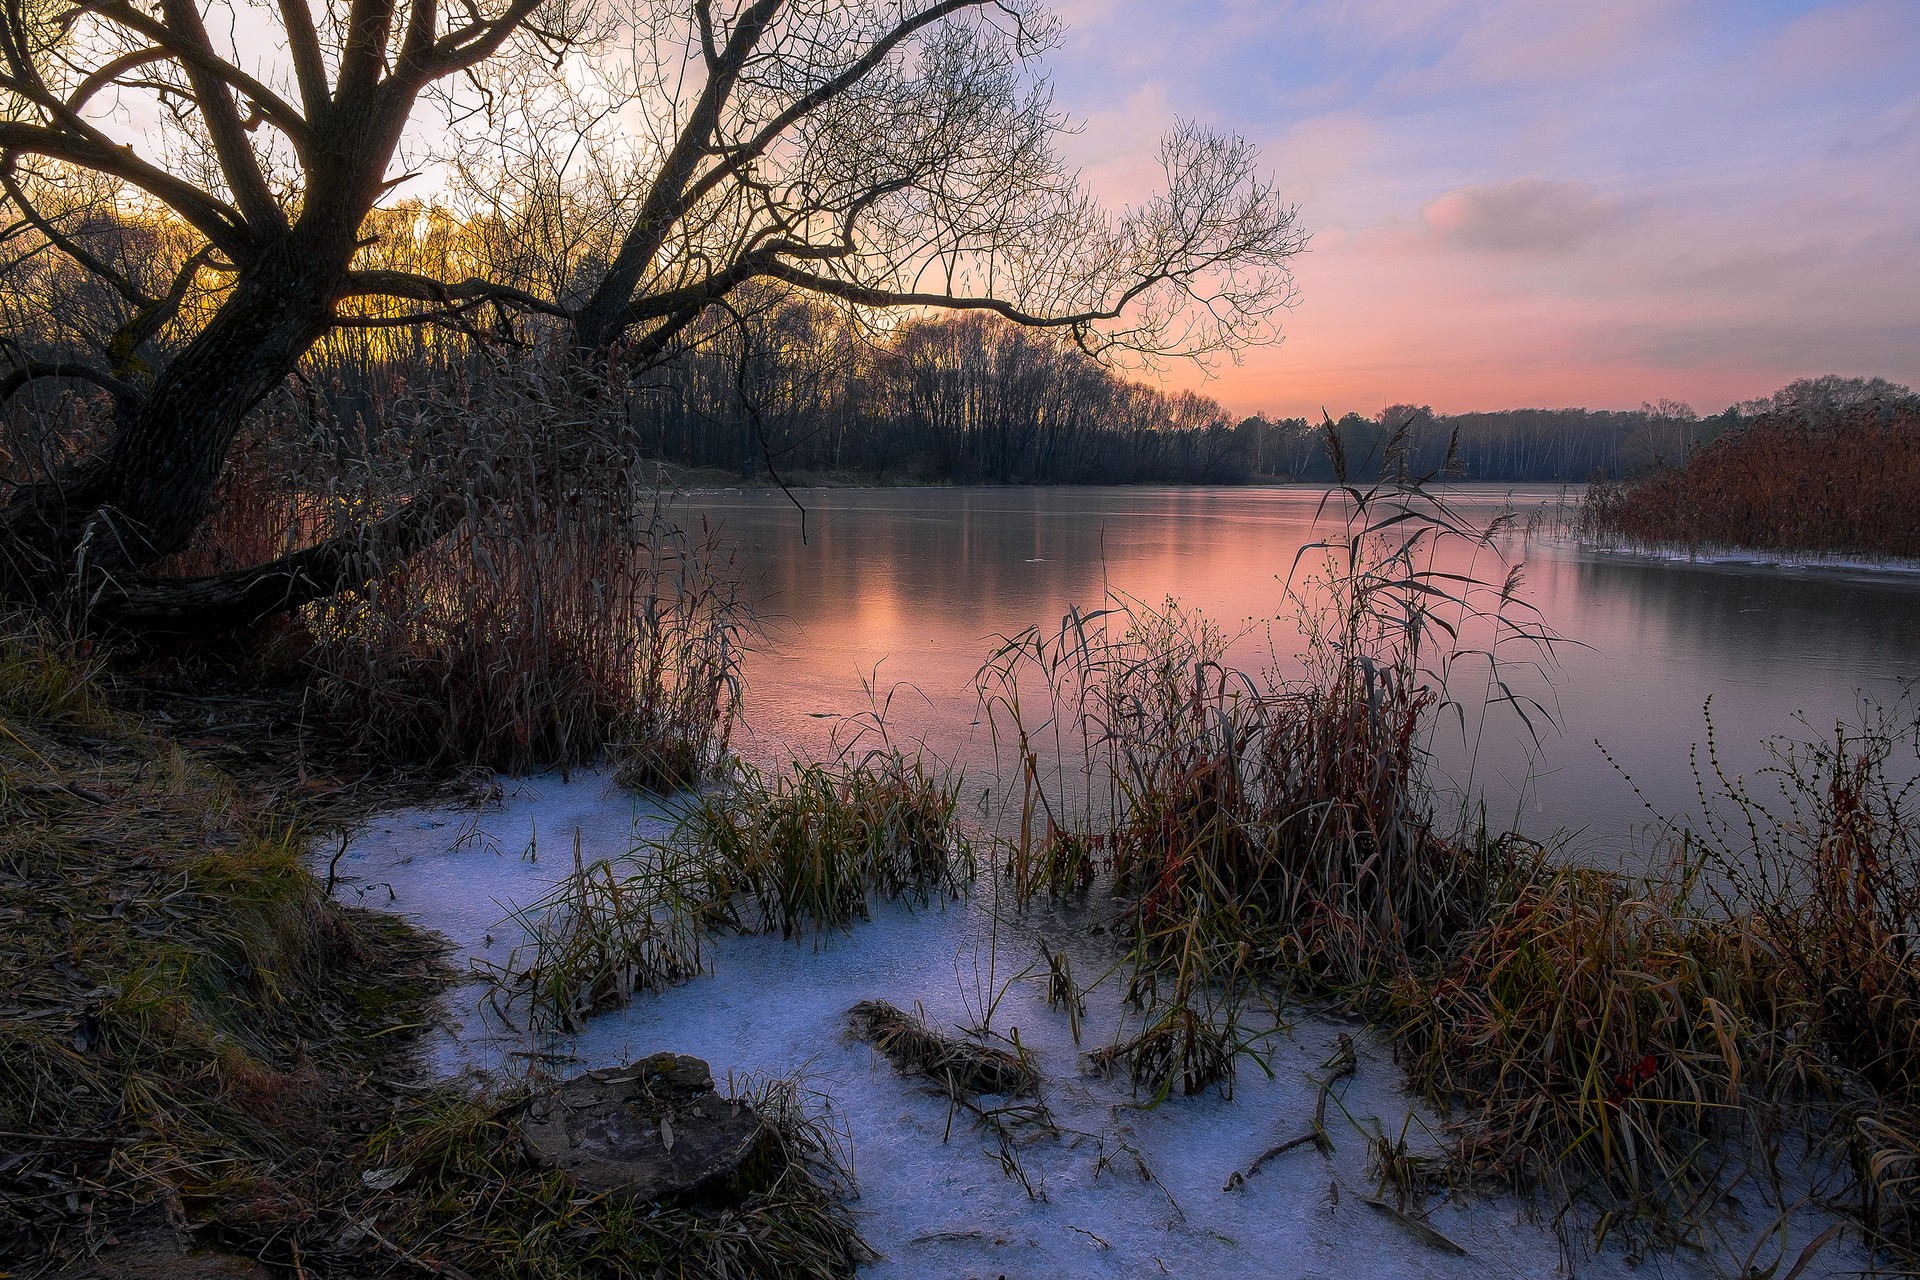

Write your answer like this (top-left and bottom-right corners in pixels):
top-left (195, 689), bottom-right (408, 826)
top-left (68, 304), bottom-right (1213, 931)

top-left (1, 236), bottom-right (342, 607)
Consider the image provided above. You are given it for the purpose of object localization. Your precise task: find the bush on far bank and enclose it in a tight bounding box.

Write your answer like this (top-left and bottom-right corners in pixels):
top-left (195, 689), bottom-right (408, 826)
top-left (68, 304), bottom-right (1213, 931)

top-left (1580, 400), bottom-right (1920, 560)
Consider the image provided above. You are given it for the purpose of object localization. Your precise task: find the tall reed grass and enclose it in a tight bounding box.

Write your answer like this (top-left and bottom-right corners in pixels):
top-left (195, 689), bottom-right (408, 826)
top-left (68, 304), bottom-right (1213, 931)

top-left (967, 425), bottom-right (1919, 1262)
top-left (1580, 403), bottom-right (1920, 559)
top-left (976, 426), bottom-right (1552, 1096)
top-left (157, 362), bottom-right (749, 780)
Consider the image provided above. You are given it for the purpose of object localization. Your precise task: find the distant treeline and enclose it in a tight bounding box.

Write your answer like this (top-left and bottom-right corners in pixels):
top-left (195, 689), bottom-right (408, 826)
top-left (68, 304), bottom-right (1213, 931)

top-left (625, 301), bottom-right (1912, 485)
top-left (9, 224), bottom-right (1909, 487)
top-left (1243, 406), bottom-right (1673, 484)
top-left (633, 303), bottom-right (1249, 485)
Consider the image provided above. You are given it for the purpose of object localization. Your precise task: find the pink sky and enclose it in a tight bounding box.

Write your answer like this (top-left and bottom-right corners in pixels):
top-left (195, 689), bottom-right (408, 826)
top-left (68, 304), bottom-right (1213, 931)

top-left (1042, 0), bottom-right (1920, 419)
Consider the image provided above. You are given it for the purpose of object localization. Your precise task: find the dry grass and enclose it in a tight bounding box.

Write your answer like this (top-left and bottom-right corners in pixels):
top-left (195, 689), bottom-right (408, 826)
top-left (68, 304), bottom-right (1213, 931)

top-left (965, 430), bottom-right (1920, 1262)
top-left (977, 432), bottom-right (1546, 1100)
top-left (847, 999), bottom-right (1037, 1098)
top-left (0, 614), bottom-right (443, 1270)
top-left (1580, 403), bottom-right (1920, 559)
top-left (348, 1076), bottom-right (872, 1280)
top-left (665, 744), bottom-right (974, 940)
top-left (1386, 697), bottom-right (1920, 1262)
top-left (153, 365), bottom-right (749, 782)
top-left (1683, 697), bottom-right (1920, 1256)
top-left (483, 830), bottom-right (715, 1033)
top-left (0, 621), bottom-right (871, 1278)
top-left (1389, 857), bottom-right (1755, 1251)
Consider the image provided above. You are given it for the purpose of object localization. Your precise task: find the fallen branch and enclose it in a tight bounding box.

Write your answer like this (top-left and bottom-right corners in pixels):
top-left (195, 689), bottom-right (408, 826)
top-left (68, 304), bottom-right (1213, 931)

top-left (1223, 1032), bottom-right (1356, 1191)
top-left (1362, 1196), bottom-right (1468, 1256)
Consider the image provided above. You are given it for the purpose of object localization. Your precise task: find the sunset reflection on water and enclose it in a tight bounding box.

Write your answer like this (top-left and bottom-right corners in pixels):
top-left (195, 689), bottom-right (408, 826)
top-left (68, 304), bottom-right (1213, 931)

top-left (679, 485), bottom-right (1920, 863)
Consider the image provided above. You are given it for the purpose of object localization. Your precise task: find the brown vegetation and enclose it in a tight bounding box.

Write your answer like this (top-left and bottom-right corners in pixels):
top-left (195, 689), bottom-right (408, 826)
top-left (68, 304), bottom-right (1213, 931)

top-left (0, 621), bottom-right (870, 1278)
top-left (130, 355), bottom-right (751, 779)
top-left (0, 0), bottom-right (1299, 633)
top-left (847, 998), bottom-right (1038, 1097)
top-left (0, 619), bottom-right (438, 1269)
top-left (980, 443), bottom-right (1920, 1263)
top-left (1580, 403), bottom-right (1920, 559)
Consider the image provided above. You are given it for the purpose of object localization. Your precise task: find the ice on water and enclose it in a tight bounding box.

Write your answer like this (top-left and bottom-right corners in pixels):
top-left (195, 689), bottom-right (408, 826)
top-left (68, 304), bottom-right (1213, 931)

top-left (326, 770), bottom-right (1860, 1279)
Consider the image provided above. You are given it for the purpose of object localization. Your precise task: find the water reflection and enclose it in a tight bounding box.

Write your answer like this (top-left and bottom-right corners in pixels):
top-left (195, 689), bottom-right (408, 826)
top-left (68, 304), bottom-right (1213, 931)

top-left (680, 485), bottom-right (1920, 862)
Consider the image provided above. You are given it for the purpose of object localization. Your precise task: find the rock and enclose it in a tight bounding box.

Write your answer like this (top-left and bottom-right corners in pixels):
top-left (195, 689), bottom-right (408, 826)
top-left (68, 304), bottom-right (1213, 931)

top-left (521, 1053), bottom-right (775, 1205)
top-left (52, 1225), bottom-right (273, 1280)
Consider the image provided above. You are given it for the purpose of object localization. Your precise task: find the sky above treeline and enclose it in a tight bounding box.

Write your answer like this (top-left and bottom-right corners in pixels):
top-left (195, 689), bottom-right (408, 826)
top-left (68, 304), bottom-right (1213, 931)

top-left (1041, 0), bottom-right (1920, 419)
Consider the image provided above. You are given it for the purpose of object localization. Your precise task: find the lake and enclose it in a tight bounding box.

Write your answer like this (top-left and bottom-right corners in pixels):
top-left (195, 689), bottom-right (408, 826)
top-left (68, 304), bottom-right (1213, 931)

top-left (684, 483), bottom-right (1920, 862)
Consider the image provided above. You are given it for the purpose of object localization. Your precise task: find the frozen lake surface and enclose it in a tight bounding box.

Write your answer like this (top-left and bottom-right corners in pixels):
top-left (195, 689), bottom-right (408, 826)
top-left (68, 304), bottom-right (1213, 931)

top-left (682, 484), bottom-right (1920, 864)
top-left (325, 771), bottom-right (1865, 1279)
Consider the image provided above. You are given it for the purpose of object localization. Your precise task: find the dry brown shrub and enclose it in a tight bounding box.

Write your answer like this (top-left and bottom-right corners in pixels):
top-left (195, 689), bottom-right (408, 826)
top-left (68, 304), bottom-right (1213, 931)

top-left (1581, 403), bottom-right (1920, 558)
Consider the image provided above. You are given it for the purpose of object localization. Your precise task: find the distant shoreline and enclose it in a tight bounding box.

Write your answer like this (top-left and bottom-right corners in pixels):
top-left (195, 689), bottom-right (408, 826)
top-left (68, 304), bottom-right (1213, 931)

top-left (655, 464), bottom-right (1591, 493)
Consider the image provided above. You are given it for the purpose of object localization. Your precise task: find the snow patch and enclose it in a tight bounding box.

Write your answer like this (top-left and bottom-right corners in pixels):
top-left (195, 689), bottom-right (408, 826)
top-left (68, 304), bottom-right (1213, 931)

top-left (323, 770), bottom-right (1863, 1279)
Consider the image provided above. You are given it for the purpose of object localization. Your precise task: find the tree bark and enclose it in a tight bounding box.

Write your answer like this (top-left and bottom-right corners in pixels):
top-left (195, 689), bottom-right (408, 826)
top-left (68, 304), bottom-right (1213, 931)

top-left (86, 480), bottom-right (471, 636)
top-left (1, 234), bottom-right (343, 607)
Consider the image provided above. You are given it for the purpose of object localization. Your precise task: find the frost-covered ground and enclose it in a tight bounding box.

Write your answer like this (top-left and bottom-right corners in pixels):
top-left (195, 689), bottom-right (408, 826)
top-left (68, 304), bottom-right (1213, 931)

top-left (323, 770), bottom-right (1864, 1279)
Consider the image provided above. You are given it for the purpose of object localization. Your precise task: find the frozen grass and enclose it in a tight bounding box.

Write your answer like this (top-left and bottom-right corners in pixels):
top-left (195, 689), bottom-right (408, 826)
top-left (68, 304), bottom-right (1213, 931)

top-left (331, 775), bottom-right (1865, 1279)
top-left (452, 737), bottom-right (973, 1045)
top-left (958, 429), bottom-right (1920, 1263)
top-left (847, 998), bottom-right (1038, 1097)
top-left (483, 828), bottom-right (715, 1032)
top-left (666, 744), bottom-right (975, 940)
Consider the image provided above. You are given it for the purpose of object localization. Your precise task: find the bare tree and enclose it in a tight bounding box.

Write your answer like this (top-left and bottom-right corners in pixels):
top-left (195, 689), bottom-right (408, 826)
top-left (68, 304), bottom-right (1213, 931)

top-left (0, 0), bottom-right (1303, 632)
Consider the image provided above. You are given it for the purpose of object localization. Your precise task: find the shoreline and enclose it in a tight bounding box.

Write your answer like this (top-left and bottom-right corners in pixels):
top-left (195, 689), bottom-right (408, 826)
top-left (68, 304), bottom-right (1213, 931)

top-left (321, 764), bottom-right (1869, 1280)
top-left (1570, 535), bottom-right (1920, 577)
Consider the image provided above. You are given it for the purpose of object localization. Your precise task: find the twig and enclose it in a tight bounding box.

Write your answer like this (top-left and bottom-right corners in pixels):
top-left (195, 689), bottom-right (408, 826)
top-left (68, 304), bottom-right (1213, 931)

top-left (1223, 1033), bottom-right (1356, 1191)
top-left (0, 1128), bottom-right (130, 1146)
top-left (323, 831), bottom-right (350, 895)
top-left (1362, 1197), bottom-right (1468, 1256)
top-left (17, 781), bottom-right (109, 804)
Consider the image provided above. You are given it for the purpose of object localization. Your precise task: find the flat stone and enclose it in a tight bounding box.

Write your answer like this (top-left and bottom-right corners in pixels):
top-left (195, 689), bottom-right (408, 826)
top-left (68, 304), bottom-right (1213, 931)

top-left (53, 1228), bottom-right (273, 1280)
top-left (521, 1053), bottom-right (775, 1205)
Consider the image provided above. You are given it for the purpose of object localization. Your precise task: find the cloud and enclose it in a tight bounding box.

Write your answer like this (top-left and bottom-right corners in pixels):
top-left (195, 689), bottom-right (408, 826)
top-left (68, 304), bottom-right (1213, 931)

top-left (1393, 0), bottom-right (1682, 93)
top-left (1764, 0), bottom-right (1918, 81)
top-left (1421, 179), bottom-right (1624, 253)
top-left (1039, 1), bottom-right (1920, 417)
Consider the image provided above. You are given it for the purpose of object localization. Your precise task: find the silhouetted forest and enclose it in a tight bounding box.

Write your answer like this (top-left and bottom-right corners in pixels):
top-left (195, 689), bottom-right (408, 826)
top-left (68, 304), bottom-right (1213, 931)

top-left (622, 301), bottom-right (1914, 484)
top-left (8, 212), bottom-right (1909, 490)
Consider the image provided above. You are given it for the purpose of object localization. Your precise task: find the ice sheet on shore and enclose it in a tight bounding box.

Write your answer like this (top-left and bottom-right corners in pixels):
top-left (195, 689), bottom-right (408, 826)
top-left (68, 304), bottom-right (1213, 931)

top-left (323, 769), bottom-right (1862, 1280)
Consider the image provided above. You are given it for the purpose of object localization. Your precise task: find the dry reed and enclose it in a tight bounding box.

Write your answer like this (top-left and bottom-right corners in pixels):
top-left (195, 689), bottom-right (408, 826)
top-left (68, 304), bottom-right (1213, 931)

top-left (1580, 404), bottom-right (1920, 559)
top-left (153, 360), bottom-right (749, 781)
top-left (847, 999), bottom-right (1037, 1097)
